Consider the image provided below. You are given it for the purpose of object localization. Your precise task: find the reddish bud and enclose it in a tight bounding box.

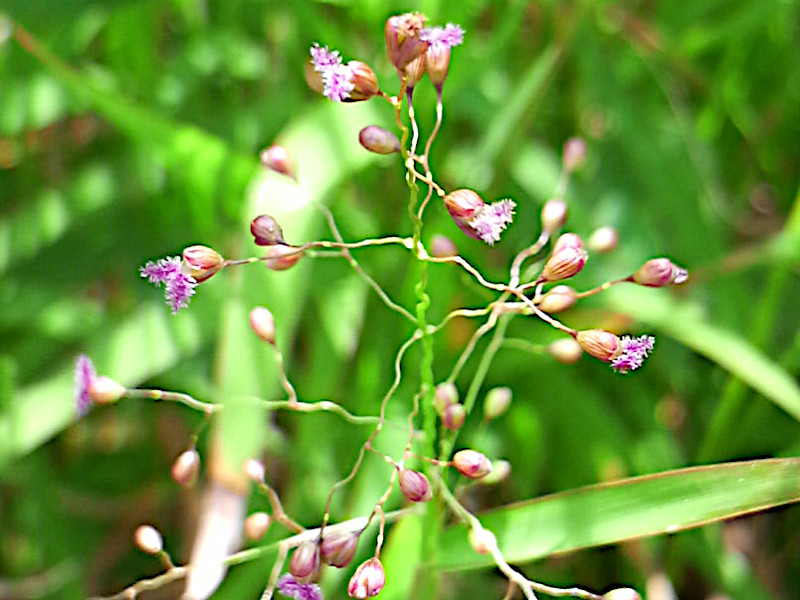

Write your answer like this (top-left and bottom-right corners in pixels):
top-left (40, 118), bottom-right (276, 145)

top-left (426, 45), bottom-right (451, 88)
top-left (433, 382), bottom-right (458, 415)
top-left (250, 214), bottom-right (286, 247)
top-left (348, 557), bottom-right (386, 598)
top-left (320, 530), bottom-right (359, 568)
top-left (347, 61), bottom-right (380, 101)
top-left (264, 245), bottom-right (303, 271)
top-left (359, 126), bottom-right (401, 155)
top-left (483, 387), bottom-right (512, 420)
top-left (88, 376), bottom-right (125, 405)
top-left (563, 137), bottom-right (587, 172)
top-left (541, 199), bottom-right (568, 232)
top-left (385, 13), bottom-right (429, 71)
top-left (553, 232), bottom-right (584, 254)
top-left (260, 145), bottom-right (297, 180)
top-left (134, 524), bottom-right (163, 555)
top-left (249, 307), bottom-right (276, 345)
top-left (290, 541), bottom-right (321, 583)
top-left (430, 235), bottom-right (458, 258)
top-left (632, 258), bottom-right (688, 287)
top-left (452, 449), bottom-right (492, 479)
top-left (403, 53), bottom-right (427, 89)
top-left (444, 189), bottom-right (484, 219)
top-left (171, 448), bottom-right (200, 486)
top-left (398, 468), bottom-right (432, 502)
top-left (538, 285), bottom-right (578, 314)
top-left (182, 245), bottom-right (224, 283)
top-left (546, 338), bottom-right (583, 364)
top-left (587, 226), bottom-right (618, 254)
top-left (575, 330), bottom-right (622, 362)
top-left (542, 246), bottom-right (587, 282)
top-left (244, 512), bottom-right (271, 541)
top-left (442, 402), bottom-right (466, 431)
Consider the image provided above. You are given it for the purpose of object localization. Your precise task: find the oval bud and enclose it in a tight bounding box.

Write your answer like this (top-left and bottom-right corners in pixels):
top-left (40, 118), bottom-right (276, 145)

top-left (468, 527), bottom-right (496, 555)
top-left (134, 524), bottom-right (163, 555)
top-left (320, 530), bottom-right (359, 568)
top-left (452, 449), bottom-right (492, 479)
top-left (541, 246), bottom-right (587, 282)
top-left (425, 44), bottom-right (451, 87)
top-left (541, 199), bottom-right (568, 233)
top-left (552, 232), bottom-right (584, 254)
top-left (171, 449), bottom-right (200, 486)
top-left (483, 387), bottom-right (512, 420)
top-left (563, 137), bottom-right (586, 172)
top-left (244, 512), bottom-right (271, 541)
top-left (264, 245), bottom-right (303, 271)
top-left (444, 189), bottom-right (485, 220)
top-left (632, 258), bottom-right (688, 287)
top-left (433, 382), bottom-right (458, 415)
top-left (250, 214), bottom-right (286, 247)
top-left (537, 285), bottom-right (578, 313)
top-left (546, 337), bottom-right (583, 364)
top-left (348, 557), bottom-right (386, 599)
top-left (602, 589), bottom-right (642, 600)
top-left (347, 61), bottom-right (380, 101)
top-left (260, 145), bottom-right (297, 180)
top-left (182, 245), bottom-right (224, 283)
top-left (88, 376), bottom-right (126, 405)
top-left (442, 402), bottom-right (465, 431)
top-left (403, 53), bottom-right (426, 89)
top-left (290, 541), bottom-right (321, 583)
top-left (588, 226), bottom-right (618, 254)
top-left (385, 13), bottom-right (428, 71)
top-left (243, 457), bottom-right (267, 483)
top-left (249, 307), bottom-right (276, 345)
top-left (359, 126), bottom-right (401, 155)
top-left (575, 330), bottom-right (621, 362)
top-left (398, 468), bottom-right (432, 503)
top-left (430, 234), bottom-right (458, 258)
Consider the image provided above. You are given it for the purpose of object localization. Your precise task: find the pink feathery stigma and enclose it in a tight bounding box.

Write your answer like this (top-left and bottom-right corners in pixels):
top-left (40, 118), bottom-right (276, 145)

top-left (420, 23), bottom-right (464, 49)
top-left (277, 574), bottom-right (323, 600)
top-left (140, 256), bottom-right (197, 314)
top-left (468, 199), bottom-right (516, 245)
top-left (74, 354), bottom-right (96, 416)
top-left (310, 43), bottom-right (354, 102)
top-left (611, 335), bottom-right (655, 374)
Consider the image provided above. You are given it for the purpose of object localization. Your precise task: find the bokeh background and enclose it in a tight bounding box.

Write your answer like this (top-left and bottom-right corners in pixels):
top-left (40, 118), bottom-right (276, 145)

top-left (2, 1), bottom-right (800, 599)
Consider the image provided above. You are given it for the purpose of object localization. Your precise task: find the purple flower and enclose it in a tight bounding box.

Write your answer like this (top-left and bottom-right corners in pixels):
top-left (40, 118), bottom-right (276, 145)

top-left (611, 335), bottom-right (655, 374)
top-left (468, 199), bottom-right (516, 245)
top-left (420, 23), bottom-right (464, 49)
top-left (74, 354), bottom-right (96, 416)
top-left (277, 574), bottom-right (322, 600)
top-left (310, 44), bottom-right (355, 102)
top-left (140, 256), bottom-right (197, 314)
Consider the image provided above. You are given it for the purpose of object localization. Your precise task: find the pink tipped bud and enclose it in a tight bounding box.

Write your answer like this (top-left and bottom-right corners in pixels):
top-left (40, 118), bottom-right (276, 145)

top-left (249, 307), bottom-right (276, 345)
top-left (632, 258), bottom-right (688, 287)
top-left (452, 449), bottom-right (492, 479)
top-left (244, 512), bottom-right (271, 541)
top-left (587, 226), bottom-right (618, 254)
top-left (403, 53), bottom-right (427, 89)
top-left (575, 329), bottom-right (622, 362)
top-left (538, 285), bottom-right (578, 313)
top-left (563, 137), bottom-right (586, 172)
top-left (359, 126), bottom-right (401, 155)
top-left (442, 402), bottom-right (466, 431)
top-left (260, 145), bottom-right (297, 180)
top-left (290, 541), bottom-right (321, 583)
top-left (546, 338), bottom-right (583, 364)
top-left (430, 234), bottom-right (458, 258)
top-left (320, 530), bottom-right (359, 568)
top-left (171, 449), bottom-right (200, 486)
top-left (243, 457), bottom-right (266, 483)
top-left (444, 188), bottom-right (484, 219)
top-left (264, 245), bottom-right (303, 271)
top-left (346, 61), bottom-right (380, 101)
top-left (250, 214), bottom-right (286, 247)
top-left (134, 524), bottom-right (163, 555)
top-left (398, 468), bottom-right (432, 502)
top-left (88, 376), bottom-right (125, 405)
top-left (542, 246), bottom-right (587, 282)
top-left (348, 557), bottom-right (386, 599)
top-left (468, 527), bottom-right (496, 555)
top-left (483, 387), bottom-right (512, 420)
top-left (552, 232), bottom-right (584, 254)
top-left (602, 589), bottom-right (642, 600)
top-left (425, 44), bottom-right (451, 87)
top-left (182, 245), bottom-right (224, 283)
top-left (385, 13), bottom-right (429, 71)
top-left (541, 199), bottom-right (568, 233)
top-left (433, 382), bottom-right (458, 415)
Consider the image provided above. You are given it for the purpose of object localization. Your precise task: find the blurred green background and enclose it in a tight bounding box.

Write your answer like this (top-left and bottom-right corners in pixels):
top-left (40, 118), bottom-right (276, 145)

top-left (2, 0), bottom-right (800, 599)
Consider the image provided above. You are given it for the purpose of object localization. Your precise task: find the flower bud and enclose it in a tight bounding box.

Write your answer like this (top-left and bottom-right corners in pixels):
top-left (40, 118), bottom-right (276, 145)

top-left (477, 459), bottom-right (511, 485)
top-left (452, 449), bottom-right (492, 479)
top-left (575, 330), bottom-right (622, 362)
top-left (249, 307), bottom-right (276, 345)
top-left (442, 402), bottom-right (465, 431)
top-left (587, 226), bottom-right (618, 254)
top-left (182, 245), bottom-right (224, 283)
top-left (632, 258), bottom-right (688, 287)
top-left (171, 448), bottom-right (200, 486)
top-left (320, 530), bottom-right (359, 568)
top-left (244, 512), bottom-right (271, 541)
top-left (348, 557), bottom-right (386, 599)
top-left (444, 188), bottom-right (484, 219)
top-left (563, 137), bottom-right (586, 172)
top-left (346, 61), bottom-right (380, 101)
top-left (552, 232), bottom-right (584, 254)
top-left (243, 457), bottom-right (266, 483)
top-left (260, 145), bottom-right (297, 180)
top-left (398, 468), bottom-right (432, 502)
top-left (468, 527), bottom-right (496, 555)
top-left (602, 589), bottom-right (642, 600)
top-left (425, 44), bottom-right (451, 87)
top-left (541, 199), bottom-right (567, 233)
top-left (430, 235), bottom-right (458, 258)
top-left (88, 376), bottom-right (125, 405)
top-left (264, 245), bottom-right (303, 271)
top-left (541, 246), bottom-right (587, 282)
top-left (537, 285), bottom-right (577, 313)
top-left (403, 54), bottom-right (427, 89)
top-left (433, 382), bottom-right (458, 415)
top-left (290, 541), bottom-right (321, 583)
top-left (134, 524), bottom-right (163, 555)
top-left (546, 338), bottom-right (583, 364)
top-left (250, 214), bottom-right (286, 247)
top-left (483, 387), bottom-right (512, 420)
top-left (385, 13), bottom-right (429, 71)
top-left (359, 126), bottom-right (401, 155)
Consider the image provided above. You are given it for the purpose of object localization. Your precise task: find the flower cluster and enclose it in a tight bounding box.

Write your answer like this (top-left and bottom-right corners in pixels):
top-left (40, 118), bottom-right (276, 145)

top-left (310, 44), bottom-right (355, 102)
top-left (277, 574), bottom-right (322, 600)
top-left (139, 256), bottom-right (197, 314)
top-left (611, 335), bottom-right (656, 374)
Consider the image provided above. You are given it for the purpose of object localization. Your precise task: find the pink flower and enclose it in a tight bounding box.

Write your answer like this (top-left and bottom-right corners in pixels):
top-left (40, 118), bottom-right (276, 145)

top-left (74, 354), bottom-right (96, 416)
top-left (140, 256), bottom-right (197, 314)
top-left (310, 44), bottom-right (355, 102)
top-left (611, 335), bottom-right (655, 374)
top-left (419, 23), bottom-right (464, 49)
top-left (468, 199), bottom-right (516, 245)
top-left (277, 574), bottom-right (322, 600)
